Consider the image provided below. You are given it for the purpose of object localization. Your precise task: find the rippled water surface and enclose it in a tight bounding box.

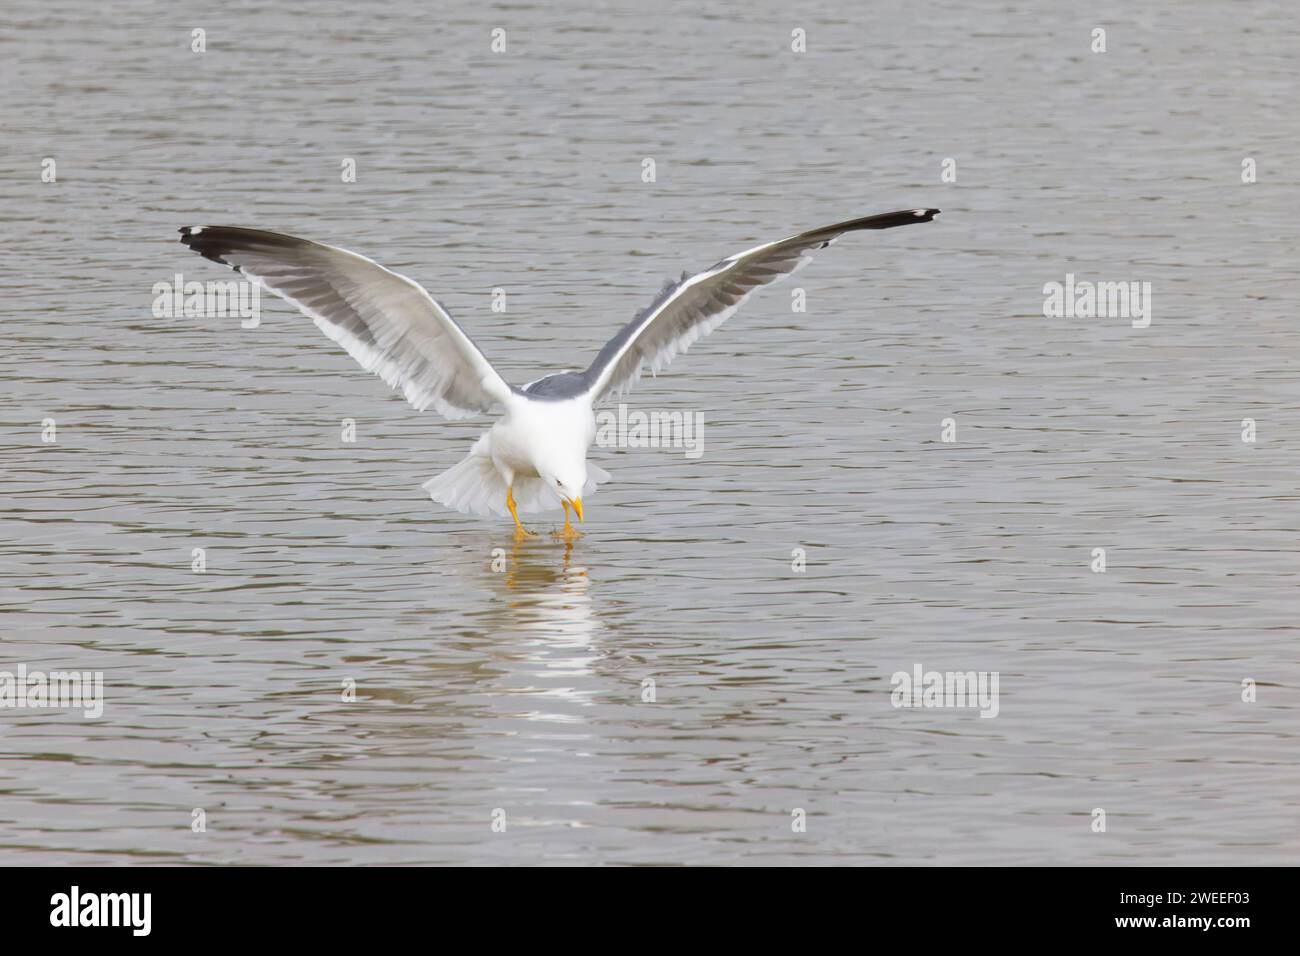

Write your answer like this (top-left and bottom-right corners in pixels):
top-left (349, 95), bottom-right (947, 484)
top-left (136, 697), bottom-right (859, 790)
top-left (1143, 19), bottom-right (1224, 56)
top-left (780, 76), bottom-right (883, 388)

top-left (2, 0), bottom-right (1298, 864)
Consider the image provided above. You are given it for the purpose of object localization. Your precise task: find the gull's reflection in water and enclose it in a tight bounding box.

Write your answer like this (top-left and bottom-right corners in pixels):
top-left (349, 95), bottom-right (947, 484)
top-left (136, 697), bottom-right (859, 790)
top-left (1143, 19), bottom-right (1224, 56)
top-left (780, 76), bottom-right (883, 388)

top-left (476, 538), bottom-right (604, 718)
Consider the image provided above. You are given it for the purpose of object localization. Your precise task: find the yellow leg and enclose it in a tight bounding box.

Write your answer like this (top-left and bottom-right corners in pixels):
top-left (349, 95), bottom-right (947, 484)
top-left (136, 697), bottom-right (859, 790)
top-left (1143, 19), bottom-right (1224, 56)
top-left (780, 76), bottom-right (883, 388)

top-left (506, 485), bottom-right (535, 540)
top-left (553, 500), bottom-right (584, 540)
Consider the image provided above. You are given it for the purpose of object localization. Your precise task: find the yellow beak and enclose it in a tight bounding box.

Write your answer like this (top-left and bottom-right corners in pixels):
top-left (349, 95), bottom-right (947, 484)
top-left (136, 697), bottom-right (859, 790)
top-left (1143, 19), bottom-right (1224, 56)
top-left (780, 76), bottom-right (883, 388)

top-left (570, 497), bottom-right (584, 522)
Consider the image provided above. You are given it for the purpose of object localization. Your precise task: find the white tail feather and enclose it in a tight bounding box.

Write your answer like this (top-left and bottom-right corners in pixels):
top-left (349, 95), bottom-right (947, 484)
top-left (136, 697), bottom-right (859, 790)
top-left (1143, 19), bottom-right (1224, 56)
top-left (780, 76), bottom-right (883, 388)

top-left (422, 435), bottom-right (612, 517)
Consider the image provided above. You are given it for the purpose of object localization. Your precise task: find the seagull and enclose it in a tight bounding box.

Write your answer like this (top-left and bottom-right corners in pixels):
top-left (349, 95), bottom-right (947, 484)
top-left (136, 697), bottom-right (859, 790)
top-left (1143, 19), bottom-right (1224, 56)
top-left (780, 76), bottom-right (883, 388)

top-left (179, 208), bottom-right (939, 539)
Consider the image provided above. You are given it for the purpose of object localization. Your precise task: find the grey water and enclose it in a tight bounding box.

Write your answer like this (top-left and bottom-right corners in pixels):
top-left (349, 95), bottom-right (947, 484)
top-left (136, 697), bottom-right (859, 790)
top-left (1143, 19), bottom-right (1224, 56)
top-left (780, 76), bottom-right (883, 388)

top-left (1, 0), bottom-right (1297, 864)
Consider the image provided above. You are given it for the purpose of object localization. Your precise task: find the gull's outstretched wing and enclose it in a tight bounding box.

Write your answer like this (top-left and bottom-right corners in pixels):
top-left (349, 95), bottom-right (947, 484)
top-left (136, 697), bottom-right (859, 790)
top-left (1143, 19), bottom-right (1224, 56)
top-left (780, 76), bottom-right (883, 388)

top-left (178, 226), bottom-right (513, 419)
top-left (581, 208), bottom-right (940, 405)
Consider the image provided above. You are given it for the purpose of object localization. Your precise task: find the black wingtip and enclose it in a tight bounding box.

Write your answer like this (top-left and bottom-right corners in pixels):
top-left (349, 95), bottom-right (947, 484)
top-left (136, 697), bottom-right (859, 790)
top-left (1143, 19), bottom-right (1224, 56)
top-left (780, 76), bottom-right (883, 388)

top-left (877, 208), bottom-right (940, 227)
top-left (177, 226), bottom-right (205, 258)
top-left (804, 208), bottom-right (942, 242)
top-left (177, 225), bottom-right (232, 267)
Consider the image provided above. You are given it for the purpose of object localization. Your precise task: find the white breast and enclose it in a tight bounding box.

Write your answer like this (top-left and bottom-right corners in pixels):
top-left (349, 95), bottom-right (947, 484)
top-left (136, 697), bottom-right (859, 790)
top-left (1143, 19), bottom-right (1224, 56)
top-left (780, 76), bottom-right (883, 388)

top-left (489, 395), bottom-right (595, 480)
